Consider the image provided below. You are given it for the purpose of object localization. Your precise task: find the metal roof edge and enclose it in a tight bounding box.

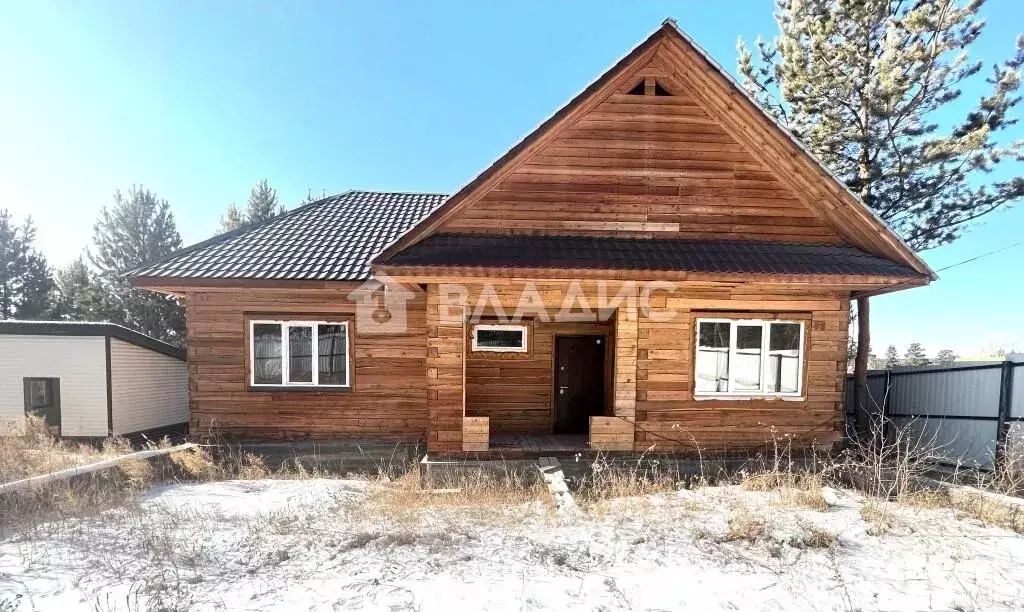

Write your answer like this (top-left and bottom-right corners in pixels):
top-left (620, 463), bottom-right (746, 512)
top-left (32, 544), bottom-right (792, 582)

top-left (0, 320), bottom-right (186, 361)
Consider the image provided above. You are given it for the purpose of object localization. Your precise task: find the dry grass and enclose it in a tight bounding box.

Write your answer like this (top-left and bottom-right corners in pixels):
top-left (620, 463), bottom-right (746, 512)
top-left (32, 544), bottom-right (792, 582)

top-left (0, 415), bottom-right (114, 482)
top-left (790, 522), bottom-right (838, 549)
top-left (901, 486), bottom-right (1024, 534)
top-left (977, 429), bottom-right (1024, 496)
top-left (741, 471), bottom-right (829, 511)
top-left (0, 417), bottom-right (211, 535)
top-left (723, 506), bottom-right (767, 543)
top-left (860, 501), bottom-right (900, 535)
top-left (950, 493), bottom-right (1024, 534)
top-left (574, 454), bottom-right (687, 509)
top-left (344, 462), bottom-right (551, 527)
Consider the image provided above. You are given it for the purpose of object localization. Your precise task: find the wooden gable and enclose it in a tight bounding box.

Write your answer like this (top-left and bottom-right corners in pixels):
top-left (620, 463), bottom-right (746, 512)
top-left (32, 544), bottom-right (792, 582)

top-left (377, 21), bottom-right (932, 278)
top-left (440, 51), bottom-right (843, 244)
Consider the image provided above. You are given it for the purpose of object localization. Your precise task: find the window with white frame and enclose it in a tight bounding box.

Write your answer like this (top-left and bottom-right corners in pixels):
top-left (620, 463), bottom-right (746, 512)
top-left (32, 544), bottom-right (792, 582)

top-left (471, 324), bottom-right (528, 353)
top-left (250, 320), bottom-right (350, 387)
top-left (694, 319), bottom-right (804, 397)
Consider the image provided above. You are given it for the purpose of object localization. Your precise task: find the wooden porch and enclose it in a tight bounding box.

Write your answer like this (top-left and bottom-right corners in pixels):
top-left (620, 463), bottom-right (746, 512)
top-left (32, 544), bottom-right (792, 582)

top-left (425, 282), bottom-right (642, 455)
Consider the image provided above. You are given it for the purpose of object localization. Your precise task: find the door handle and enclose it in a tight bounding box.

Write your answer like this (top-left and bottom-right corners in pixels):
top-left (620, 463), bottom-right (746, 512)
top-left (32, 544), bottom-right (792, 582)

top-left (559, 386), bottom-right (569, 396)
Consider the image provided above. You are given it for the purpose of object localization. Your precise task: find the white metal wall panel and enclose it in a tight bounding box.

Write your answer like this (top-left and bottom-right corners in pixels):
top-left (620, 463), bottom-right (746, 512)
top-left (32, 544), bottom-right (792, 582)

top-left (0, 335), bottom-right (108, 436)
top-left (109, 339), bottom-right (187, 435)
top-left (888, 368), bottom-right (1001, 419)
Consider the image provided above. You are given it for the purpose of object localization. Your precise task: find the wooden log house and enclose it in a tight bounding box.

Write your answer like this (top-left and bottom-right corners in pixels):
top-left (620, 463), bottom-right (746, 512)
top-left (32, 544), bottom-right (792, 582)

top-left (131, 21), bottom-right (934, 456)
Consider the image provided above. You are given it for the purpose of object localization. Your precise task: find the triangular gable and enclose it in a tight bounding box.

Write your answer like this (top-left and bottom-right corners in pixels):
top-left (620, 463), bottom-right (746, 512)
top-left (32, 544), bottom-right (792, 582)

top-left (374, 20), bottom-right (934, 279)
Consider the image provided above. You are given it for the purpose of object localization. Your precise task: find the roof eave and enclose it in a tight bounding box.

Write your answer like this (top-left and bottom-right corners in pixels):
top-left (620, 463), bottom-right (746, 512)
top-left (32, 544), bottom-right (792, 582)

top-left (373, 262), bottom-right (930, 291)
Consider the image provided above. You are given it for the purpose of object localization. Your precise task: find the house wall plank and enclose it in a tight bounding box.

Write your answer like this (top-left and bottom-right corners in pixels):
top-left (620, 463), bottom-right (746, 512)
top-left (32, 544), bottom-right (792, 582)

top-left (184, 286), bottom-right (428, 440)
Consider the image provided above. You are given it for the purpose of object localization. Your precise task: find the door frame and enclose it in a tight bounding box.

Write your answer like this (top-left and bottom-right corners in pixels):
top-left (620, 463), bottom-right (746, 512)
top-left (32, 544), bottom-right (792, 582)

top-left (550, 333), bottom-right (611, 435)
top-left (23, 377), bottom-right (62, 435)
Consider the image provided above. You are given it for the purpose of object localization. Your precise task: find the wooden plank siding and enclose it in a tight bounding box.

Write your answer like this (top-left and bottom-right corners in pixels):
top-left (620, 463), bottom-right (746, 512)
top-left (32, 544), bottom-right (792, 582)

top-left (178, 278), bottom-right (847, 452)
top-left (634, 289), bottom-right (849, 453)
top-left (435, 51), bottom-right (843, 244)
top-left (425, 285), bottom-right (466, 452)
top-left (464, 320), bottom-right (612, 435)
top-left (184, 286), bottom-right (428, 440)
top-left (428, 279), bottom-right (848, 453)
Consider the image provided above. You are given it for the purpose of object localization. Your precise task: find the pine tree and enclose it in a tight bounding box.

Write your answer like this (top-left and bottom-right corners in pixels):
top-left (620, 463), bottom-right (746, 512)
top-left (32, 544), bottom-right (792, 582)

top-left (52, 256), bottom-right (108, 321)
top-left (0, 209), bottom-right (54, 320)
top-left (885, 345), bottom-right (902, 369)
top-left (246, 179), bottom-right (282, 222)
top-left (738, 0), bottom-right (1024, 416)
top-left (904, 342), bottom-right (930, 366)
top-left (935, 348), bottom-right (958, 364)
top-left (219, 179), bottom-right (285, 233)
top-left (219, 203), bottom-right (246, 233)
top-left (90, 186), bottom-right (185, 345)
top-left (301, 188), bottom-right (327, 205)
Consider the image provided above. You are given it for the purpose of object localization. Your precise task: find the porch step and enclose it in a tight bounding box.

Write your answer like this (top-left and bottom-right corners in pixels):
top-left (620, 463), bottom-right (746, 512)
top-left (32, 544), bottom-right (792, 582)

top-left (537, 457), bottom-right (579, 517)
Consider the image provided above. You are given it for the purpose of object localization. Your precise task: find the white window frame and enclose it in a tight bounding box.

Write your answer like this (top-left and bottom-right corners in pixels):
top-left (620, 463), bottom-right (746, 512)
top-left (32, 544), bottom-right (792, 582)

top-left (249, 320), bottom-right (351, 388)
top-left (694, 318), bottom-right (804, 399)
top-left (471, 324), bottom-right (529, 353)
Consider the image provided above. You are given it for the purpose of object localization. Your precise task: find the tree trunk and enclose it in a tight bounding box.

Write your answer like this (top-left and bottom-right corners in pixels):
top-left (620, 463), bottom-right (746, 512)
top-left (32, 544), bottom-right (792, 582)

top-left (853, 296), bottom-right (871, 439)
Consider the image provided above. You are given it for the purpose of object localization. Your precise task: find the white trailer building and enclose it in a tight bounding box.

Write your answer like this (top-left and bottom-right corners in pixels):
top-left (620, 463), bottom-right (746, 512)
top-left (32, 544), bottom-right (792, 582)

top-left (0, 321), bottom-right (187, 438)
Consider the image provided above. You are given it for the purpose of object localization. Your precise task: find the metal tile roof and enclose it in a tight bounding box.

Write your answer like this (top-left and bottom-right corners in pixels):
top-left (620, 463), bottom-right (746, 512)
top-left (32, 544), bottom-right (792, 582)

top-left (131, 191), bottom-right (447, 282)
top-left (379, 234), bottom-right (922, 277)
top-left (0, 320), bottom-right (185, 360)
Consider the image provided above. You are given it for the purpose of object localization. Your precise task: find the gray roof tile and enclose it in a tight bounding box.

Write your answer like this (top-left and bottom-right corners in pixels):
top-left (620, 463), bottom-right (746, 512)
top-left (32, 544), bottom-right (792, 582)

top-left (131, 191), bottom-right (446, 282)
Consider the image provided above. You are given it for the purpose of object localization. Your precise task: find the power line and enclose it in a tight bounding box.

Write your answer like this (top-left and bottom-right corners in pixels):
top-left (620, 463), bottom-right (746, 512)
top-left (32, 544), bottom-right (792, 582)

top-left (933, 239), bottom-right (1024, 273)
top-left (857, 238), bottom-right (1024, 298)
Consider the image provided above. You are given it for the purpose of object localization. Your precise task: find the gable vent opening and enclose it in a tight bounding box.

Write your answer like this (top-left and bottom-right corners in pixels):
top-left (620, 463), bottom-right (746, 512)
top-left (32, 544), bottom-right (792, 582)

top-left (627, 78), bottom-right (673, 97)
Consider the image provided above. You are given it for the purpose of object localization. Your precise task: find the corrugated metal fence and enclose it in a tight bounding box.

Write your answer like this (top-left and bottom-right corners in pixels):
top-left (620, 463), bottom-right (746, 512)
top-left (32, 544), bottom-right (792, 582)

top-left (844, 361), bottom-right (1024, 468)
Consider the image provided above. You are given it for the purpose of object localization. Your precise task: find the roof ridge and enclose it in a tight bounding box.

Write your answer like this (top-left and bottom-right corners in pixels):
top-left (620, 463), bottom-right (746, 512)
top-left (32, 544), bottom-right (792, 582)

top-left (126, 190), bottom-right (356, 278)
top-left (348, 189), bottom-right (449, 196)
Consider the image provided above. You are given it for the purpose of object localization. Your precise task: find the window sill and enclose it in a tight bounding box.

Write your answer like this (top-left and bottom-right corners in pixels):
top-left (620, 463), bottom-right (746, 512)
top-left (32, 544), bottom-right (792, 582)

top-left (248, 385), bottom-right (352, 393)
top-left (693, 394), bottom-right (804, 402)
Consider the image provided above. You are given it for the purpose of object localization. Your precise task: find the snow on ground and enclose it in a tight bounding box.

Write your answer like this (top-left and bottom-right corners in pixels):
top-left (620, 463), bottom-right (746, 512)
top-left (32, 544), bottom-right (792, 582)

top-left (3, 478), bottom-right (1024, 611)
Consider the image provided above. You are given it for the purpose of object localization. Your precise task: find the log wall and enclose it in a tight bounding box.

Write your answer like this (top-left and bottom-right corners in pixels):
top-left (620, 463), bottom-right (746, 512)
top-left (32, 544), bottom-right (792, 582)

top-left (427, 278), bottom-right (849, 453)
top-left (634, 286), bottom-right (849, 453)
top-left (464, 319), bottom-right (612, 435)
top-left (184, 285), bottom-right (427, 440)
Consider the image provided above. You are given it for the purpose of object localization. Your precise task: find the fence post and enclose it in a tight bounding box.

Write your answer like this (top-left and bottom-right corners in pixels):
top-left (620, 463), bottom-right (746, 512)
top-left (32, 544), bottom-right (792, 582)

top-left (994, 361), bottom-right (1015, 468)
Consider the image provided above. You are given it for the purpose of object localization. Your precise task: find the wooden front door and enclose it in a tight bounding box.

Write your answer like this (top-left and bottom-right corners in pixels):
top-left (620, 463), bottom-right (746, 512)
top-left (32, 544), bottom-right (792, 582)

top-left (554, 336), bottom-right (605, 435)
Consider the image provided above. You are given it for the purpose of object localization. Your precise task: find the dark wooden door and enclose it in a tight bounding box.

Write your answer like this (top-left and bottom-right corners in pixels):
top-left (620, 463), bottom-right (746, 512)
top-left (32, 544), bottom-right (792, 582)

top-left (23, 377), bottom-right (61, 433)
top-left (554, 336), bottom-right (605, 434)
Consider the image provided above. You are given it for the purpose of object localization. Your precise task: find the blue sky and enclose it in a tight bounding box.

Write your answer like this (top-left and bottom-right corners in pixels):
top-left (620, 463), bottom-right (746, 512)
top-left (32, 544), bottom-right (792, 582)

top-left (1, 1), bottom-right (1022, 357)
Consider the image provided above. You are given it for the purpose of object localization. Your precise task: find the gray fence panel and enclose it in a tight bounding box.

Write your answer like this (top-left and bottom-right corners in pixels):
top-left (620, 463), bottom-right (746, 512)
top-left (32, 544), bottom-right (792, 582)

top-left (843, 376), bottom-right (888, 413)
top-left (1012, 364), bottom-right (1024, 418)
top-left (845, 363), bottom-right (1015, 468)
top-left (892, 416), bottom-right (997, 468)
top-left (888, 367), bottom-right (1001, 419)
